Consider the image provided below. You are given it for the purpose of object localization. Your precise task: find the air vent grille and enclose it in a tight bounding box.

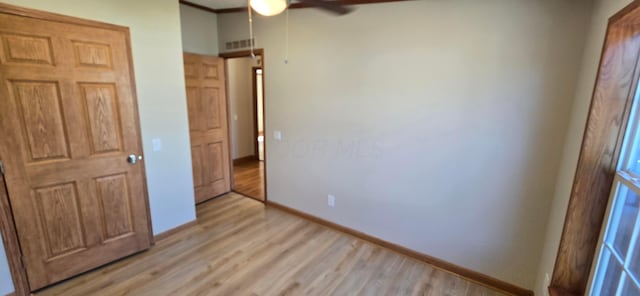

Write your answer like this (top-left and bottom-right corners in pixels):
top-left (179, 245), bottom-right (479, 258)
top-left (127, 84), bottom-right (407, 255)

top-left (225, 38), bottom-right (255, 51)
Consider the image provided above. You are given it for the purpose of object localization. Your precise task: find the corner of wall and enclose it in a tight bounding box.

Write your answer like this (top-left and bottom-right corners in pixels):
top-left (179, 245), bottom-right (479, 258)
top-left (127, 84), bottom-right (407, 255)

top-left (179, 3), bottom-right (219, 56)
top-left (533, 0), bottom-right (634, 294)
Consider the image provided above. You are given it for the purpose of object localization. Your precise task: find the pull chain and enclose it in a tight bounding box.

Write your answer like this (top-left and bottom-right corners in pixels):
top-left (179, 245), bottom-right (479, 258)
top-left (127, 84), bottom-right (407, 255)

top-left (284, 2), bottom-right (289, 64)
top-left (248, 0), bottom-right (255, 59)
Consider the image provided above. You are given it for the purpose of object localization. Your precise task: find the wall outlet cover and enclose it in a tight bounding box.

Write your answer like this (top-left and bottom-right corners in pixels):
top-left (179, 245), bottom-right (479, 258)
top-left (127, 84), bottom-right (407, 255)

top-left (152, 138), bottom-right (162, 152)
top-left (328, 195), bottom-right (335, 207)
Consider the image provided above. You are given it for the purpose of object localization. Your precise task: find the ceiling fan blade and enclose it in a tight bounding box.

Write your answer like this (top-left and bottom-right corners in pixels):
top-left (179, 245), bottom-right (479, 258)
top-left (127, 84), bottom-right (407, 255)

top-left (296, 0), bottom-right (354, 15)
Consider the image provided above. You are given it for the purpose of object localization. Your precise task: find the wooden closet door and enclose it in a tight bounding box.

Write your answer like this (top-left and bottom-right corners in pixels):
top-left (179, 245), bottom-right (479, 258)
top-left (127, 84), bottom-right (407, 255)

top-left (0, 7), bottom-right (152, 290)
top-left (183, 53), bottom-right (231, 203)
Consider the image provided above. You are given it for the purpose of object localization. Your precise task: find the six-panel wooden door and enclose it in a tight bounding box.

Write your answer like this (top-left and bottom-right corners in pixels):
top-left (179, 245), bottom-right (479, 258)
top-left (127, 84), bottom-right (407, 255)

top-left (0, 8), bottom-right (152, 290)
top-left (183, 53), bottom-right (231, 203)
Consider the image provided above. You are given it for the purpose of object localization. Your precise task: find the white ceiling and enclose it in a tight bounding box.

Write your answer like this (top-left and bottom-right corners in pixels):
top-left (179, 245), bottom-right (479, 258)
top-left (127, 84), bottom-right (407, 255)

top-left (186, 0), bottom-right (306, 10)
top-left (186, 0), bottom-right (250, 10)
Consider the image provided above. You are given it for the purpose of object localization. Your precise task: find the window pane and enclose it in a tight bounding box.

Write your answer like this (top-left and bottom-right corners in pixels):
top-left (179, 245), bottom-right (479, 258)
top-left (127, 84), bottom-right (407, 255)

top-left (622, 276), bottom-right (640, 296)
top-left (607, 186), bottom-right (639, 259)
top-left (622, 84), bottom-right (640, 175)
top-left (626, 131), bottom-right (640, 174)
top-left (598, 249), bottom-right (623, 296)
top-left (631, 235), bottom-right (640, 284)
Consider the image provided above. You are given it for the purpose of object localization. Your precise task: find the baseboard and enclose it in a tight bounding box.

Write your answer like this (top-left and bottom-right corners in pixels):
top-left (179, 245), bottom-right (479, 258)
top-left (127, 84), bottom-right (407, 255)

top-left (233, 155), bottom-right (257, 165)
top-left (267, 201), bottom-right (534, 296)
top-left (153, 220), bottom-right (198, 242)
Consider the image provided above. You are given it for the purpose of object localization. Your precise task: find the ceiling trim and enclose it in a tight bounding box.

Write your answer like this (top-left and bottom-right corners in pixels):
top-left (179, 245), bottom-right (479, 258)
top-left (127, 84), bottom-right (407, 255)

top-left (179, 0), bottom-right (411, 14)
top-left (179, 0), bottom-right (220, 13)
top-left (208, 5), bottom-right (245, 14)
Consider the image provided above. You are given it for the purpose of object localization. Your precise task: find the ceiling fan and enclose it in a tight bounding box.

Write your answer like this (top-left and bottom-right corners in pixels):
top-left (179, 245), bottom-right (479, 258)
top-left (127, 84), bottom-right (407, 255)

top-left (245, 0), bottom-right (351, 62)
top-left (249, 0), bottom-right (354, 16)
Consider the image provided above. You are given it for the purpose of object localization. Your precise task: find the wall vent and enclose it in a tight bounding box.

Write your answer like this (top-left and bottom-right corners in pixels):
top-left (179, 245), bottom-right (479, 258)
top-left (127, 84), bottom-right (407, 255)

top-left (225, 38), bottom-right (255, 51)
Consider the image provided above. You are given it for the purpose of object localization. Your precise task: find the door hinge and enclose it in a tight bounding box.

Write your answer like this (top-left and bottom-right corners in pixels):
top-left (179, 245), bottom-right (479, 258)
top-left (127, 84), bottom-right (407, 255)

top-left (0, 160), bottom-right (4, 175)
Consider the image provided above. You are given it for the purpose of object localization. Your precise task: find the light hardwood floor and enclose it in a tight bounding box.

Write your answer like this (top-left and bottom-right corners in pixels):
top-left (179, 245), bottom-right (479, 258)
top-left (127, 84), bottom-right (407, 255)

top-left (233, 160), bottom-right (265, 201)
top-left (35, 193), bottom-right (508, 296)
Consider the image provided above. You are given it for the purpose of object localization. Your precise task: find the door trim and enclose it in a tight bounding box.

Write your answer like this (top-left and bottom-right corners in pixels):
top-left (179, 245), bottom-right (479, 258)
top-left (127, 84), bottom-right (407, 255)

top-left (0, 3), bottom-right (154, 294)
top-left (219, 49), bottom-right (268, 203)
top-left (0, 174), bottom-right (29, 296)
top-left (252, 66), bottom-right (262, 160)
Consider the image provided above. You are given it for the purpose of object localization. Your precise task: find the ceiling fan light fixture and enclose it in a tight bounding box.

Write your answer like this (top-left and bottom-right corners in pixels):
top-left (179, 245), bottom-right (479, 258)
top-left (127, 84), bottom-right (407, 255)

top-left (250, 0), bottom-right (288, 16)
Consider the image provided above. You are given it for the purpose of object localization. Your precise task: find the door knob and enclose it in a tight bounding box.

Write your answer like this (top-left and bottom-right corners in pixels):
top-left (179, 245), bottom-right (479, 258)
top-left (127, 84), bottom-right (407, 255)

top-left (127, 154), bottom-right (142, 164)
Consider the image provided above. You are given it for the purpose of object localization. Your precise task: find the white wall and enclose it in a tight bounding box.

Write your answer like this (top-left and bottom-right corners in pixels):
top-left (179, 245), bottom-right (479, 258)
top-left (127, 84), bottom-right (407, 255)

top-left (180, 4), bottom-right (219, 56)
top-left (0, 235), bottom-right (11, 294)
top-left (228, 57), bottom-right (259, 159)
top-left (218, 0), bottom-right (592, 288)
top-left (0, 0), bottom-right (196, 292)
top-left (534, 0), bottom-right (633, 294)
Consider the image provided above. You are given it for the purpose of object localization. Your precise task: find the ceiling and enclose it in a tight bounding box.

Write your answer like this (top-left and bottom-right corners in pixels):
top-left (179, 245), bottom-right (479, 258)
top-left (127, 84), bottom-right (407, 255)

top-left (183, 0), bottom-right (403, 12)
top-left (185, 0), bottom-right (252, 10)
top-left (185, 0), bottom-right (322, 10)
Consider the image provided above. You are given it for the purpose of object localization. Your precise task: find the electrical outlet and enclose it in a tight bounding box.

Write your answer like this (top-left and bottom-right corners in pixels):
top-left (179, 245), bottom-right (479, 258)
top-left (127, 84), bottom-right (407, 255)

top-left (328, 195), bottom-right (335, 207)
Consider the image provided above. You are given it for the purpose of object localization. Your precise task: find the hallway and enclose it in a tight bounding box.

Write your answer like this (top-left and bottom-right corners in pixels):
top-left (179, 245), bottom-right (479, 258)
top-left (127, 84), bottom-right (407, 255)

top-left (233, 160), bottom-right (265, 201)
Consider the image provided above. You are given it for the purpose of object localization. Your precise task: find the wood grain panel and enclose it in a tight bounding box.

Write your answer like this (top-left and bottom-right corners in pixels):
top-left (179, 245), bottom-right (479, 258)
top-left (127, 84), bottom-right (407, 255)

top-left (184, 52), bottom-right (231, 203)
top-left (12, 80), bottom-right (69, 162)
top-left (0, 3), bottom-right (153, 291)
top-left (551, 3), bottom-right (640, 294)
top-left (1, 33), bottom-right (54, 65)
top-left (72, 41), bottom-right (112, 68)
top-left (185, 86), bottom-right (202, 132)
top-left (203, 87), bottom-right (221, 129)
top-left (191, 146), bottom-right (204, 187)
top-left (183, 62), bottom-right (198, 79)
top-left (34, 182), bottom-right (86, 258)
top-left (80, 83), bottom-right (122, 154)
top-left (96, 174), bottom-right (134, 240)
top-left (203, 63), bottom-right (218, 79)
top-left (207, 142), bottom-right (224, 182)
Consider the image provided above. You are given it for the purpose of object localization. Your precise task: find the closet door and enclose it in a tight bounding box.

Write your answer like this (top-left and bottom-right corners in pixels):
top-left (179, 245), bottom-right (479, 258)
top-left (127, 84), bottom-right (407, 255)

top-left (184, 52), bottom-right (231, 203)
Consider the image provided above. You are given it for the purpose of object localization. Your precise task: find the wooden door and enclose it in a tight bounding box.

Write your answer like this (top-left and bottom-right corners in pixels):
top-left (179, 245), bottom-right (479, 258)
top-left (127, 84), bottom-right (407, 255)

top-left (183, 53), bottom-right (231, 203)
top-left (0, 7), bottom-right (152, 290)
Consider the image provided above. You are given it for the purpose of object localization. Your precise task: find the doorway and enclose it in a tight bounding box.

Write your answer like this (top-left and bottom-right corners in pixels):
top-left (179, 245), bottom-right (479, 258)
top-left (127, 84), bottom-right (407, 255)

top-left (221, 50), bottom-right (267, 202)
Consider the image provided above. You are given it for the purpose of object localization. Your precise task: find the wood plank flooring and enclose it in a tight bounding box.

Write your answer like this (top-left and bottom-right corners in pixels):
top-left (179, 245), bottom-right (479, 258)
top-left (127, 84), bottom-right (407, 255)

top-left (35, 193), bottom-right (509, 296)
top-left (233, 160), bottom-right (265, 201)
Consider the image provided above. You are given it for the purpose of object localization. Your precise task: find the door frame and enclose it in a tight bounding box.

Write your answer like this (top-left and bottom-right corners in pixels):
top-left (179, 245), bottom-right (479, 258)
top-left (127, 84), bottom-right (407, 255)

top-left (0, 174), bottom-right (29, 296)
top-left (252, 66), bottom-right (264, 160)
top-left (0, 3), bottom-right (154, 294)
top-left (219, 49), bottom-right (268, 203)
